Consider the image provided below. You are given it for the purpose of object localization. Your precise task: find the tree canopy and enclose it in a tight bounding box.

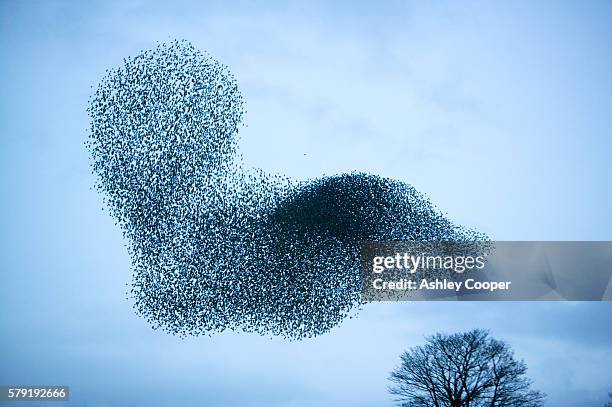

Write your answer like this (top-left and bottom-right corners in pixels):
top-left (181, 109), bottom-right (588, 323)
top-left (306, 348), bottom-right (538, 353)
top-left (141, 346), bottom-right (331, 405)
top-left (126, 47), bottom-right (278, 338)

top-left (389, 329), bottom-right (545, 407)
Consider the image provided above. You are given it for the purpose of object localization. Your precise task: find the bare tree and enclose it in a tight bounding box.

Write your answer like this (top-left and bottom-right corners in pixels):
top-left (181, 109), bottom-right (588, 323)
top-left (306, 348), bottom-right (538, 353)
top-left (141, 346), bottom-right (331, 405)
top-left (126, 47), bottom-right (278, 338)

top-left (389, 329), bottom-right (545, 407)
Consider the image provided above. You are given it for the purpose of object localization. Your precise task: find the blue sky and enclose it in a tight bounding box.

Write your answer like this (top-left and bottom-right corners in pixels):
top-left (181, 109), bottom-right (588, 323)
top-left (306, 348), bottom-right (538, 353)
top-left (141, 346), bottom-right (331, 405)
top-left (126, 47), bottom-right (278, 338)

top-left (1, 1), bottom-right (611, 406)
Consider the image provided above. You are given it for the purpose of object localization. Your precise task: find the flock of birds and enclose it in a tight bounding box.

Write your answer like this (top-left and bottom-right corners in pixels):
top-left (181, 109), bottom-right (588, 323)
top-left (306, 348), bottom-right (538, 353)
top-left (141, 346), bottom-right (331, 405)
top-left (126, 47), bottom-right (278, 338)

top-left (87, 40), bottom-right (486, 339)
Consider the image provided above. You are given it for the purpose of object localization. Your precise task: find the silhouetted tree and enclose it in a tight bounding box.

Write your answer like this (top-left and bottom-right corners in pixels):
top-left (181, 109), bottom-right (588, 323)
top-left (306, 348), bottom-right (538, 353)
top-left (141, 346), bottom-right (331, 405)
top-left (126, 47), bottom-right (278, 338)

top-left (389, 329), bottom-right (545, 407)
top-left (604, 392), bottom-right (612, 407)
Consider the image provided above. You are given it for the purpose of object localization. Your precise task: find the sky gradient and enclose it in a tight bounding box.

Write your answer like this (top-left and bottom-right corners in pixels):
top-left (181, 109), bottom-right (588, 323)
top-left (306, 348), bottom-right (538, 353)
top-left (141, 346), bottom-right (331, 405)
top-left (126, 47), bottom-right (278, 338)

top-left (1, 1), bottom-right (612, 406)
